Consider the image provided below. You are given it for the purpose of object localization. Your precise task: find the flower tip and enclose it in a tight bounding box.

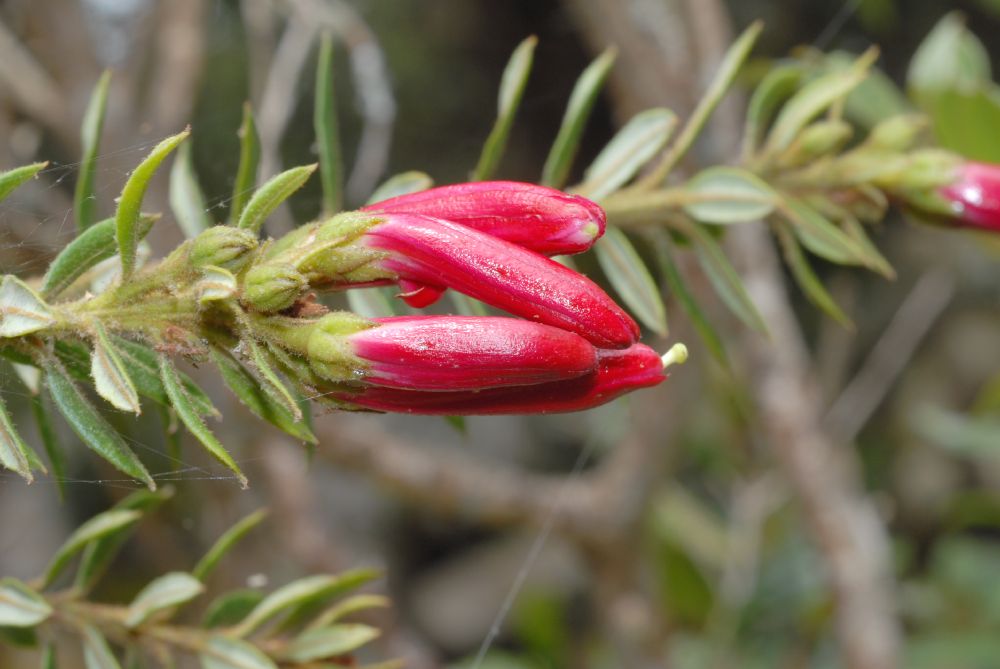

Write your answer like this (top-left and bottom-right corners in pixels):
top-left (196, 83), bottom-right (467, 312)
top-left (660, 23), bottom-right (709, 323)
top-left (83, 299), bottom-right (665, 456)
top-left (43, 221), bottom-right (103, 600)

top-left (661, 343), bottom-right (688, 370)
top-left (581, 221), bottom-right (601, 241)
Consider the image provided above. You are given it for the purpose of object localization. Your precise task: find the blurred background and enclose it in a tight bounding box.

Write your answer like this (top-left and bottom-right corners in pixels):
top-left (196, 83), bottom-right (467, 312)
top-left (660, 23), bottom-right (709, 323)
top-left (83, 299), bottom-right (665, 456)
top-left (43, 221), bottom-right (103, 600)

top-left (3, 0), bottom-right (1000, 667)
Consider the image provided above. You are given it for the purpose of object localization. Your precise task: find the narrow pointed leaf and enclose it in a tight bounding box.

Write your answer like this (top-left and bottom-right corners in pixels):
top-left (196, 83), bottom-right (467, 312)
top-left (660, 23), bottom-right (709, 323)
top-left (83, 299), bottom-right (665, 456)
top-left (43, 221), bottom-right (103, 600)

top-left (31, 392), bottom-right (65, 499)
top-left (541, 48), bottom-right (616, 188)
top-left (117, 129), bottom-right (190, 278)
top-left (310, 594), bottom-right (390, 629)
top-left (781, 198), bottom-right (870, 265)
top-left (776, 223), bottom-right (852, 327)
top-left (230, 103), bottom-right (261, 224)
top-left (159, 355), bottom-right (247, 488)
top-left (193, 509), bottom-right (268, 581)
top-left (234, 569), bottom-right (379, 637)
top-left (200, 636), bottom-right (276, 669)
top-left (42, 509), bottom-right (142, 588)
top-left (75, 70), bottom-right (111, 232)
top-left (75, 487), bottom-right (173, 592)
top-left (211, 348), bottom-right (316, 444)
top-left (840, 215), bottom-right (895, 278)
top-left (742, 64), bottom-right (804, 159)
top-left (113, 337), bottom-right (218, 417)
top-left (91, 322), bottom-right (141, 413)
top-left (684, 223), bottom-right (768, 334)
top-left (593, 227), bottom-right (667, 336)
top-left (0, 275), bottom-right (55, 337)
top-left (202, 590), bottom-right (266, 629)
top-left (170, 141), bottom-right (212, 238)
top-left (0, 578), bottom-right (51, 626)
top-left (0, 162), bottom-right (47, 202)
top-left (765, 50), bottom-right (877, 154)
top-left (366, 171), bottom-right (433, 204)
top-left (44, 359), bottom-right (154, 491)
top-left (315, 32), bottom-right (343, 215)
top-left (282, 624), bottom-right (380, 663)
top-left (581, 108), bottom-right (677, 198)
top-left (237, 164), bottom-right (317, 234)
top-left (126, 572), bottom-right (204, 628)
top-left (81, 625), bottom-right (121, 669)
top-left (42, 215), bottom-right (157, 298)
top-left (0, 395), bottom-right (35, 482)
top-left (683, 166), bottom-right (776, 224)
top-left (474, 35), bottom-right (536, 181)
top-left (245, 339), bottom-right (302, 421)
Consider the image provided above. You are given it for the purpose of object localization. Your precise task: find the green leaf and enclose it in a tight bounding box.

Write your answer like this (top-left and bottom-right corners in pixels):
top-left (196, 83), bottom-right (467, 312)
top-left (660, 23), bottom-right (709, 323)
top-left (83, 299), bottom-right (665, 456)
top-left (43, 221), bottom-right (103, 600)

top-left (907, 12), bottom-right (990, 99)
top-left (211, 348), bottom-right (314, 443)
top-left (282, 624), bottom-right (380, 663)
top-left (31, 392), bottom-right (65, 498)
top-left (231, 103), bottom-right (261, 224)
top-left (245, 339), bottom-right (302, 421)
top-left (81, 625), bottom-right (121, 669)
top-left (75, 487), bottom-right (173, 592)
top-left (682, 166), bottom-right (776, 224)
top-left (44, 359), bottom-right (155, 491)
top-left (0, 162), bottom-right (47, 203)
top-left (366, 171), bottom-right (433, 204)
top-left (126, 572), bottom-right (204, 628)
top-left (158, 355), bottom-right (247, 488)
top-left (200, 637), bottom-right (276, 669)
top-left (42, 509), bottom-right (142, 588)
top-left (90, 322), bottom-right (141, 414)
top-left (315, 32), bottom-right (343, 215)
top-left (170, 141), bottom-right (212, 238)
top-left (234, 569), bottom-right (379, 637)
top-left (775, 223), bottom-right (852, 327)
top-left (840, 215), bottom-right (895, 278)
top-left (113, 337), bottom-right (218, 417)
top-left (202, 590), bottom-right (266, 629)
top-left (923, 87), bottom-right (1000, 163)
top-left (684, 224), bottom-right (767, 334)
top-left (593, 227), bottom-right (667, 336)
top-left (310, 594), bottom-right (390, 629)
top-left (743, 63), bottom-right (804, 159)
top-left (0, 394), bottom-right (37, 483)
top-left (346, 286), bottom-right (404, 318)
top-left (193, 509), bottom-right (268, 581)
top-left (42, 643), bottom-right (56, 669)
top-left (0, 578), bottom-right (51, 627)
top-left (474, 36), bottom-right (536, 181)
top-left (581, 108), bottom-right (677, 199)
top-left (652, 231), bottom-right (729, 368)
top-left (780, 198), bottom-right (870, 266)
top-left (237, 164), bottom-right (317, 234)
top-left (765, 49), bottom-right (876, 154)
top-left (116, 129), bottom-right (190, 279)
top-left (0, 275), bottom-right (55, 337)
top-left (541, 48), bottom-right (616, 188)
top-left (75, 70), bottom-right (111, 232)
top-left (913, 405), bottom-right (1000, 459)
top-left (42, 215), bottom-right (158, 298)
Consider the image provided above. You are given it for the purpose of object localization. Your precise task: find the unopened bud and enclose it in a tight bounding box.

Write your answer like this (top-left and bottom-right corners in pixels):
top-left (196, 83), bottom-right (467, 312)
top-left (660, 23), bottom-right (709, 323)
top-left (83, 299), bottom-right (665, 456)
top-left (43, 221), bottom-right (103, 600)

top-left (242, 263), bottom-right (307, 313)
top-left (867, 114), bottom-right (927, 151)
top-left (779, 121), bottom-right (852, 167)
top-left (306, 311), bottom-right (373, 381)
top-left (190, 226), bottom-right (258, 272)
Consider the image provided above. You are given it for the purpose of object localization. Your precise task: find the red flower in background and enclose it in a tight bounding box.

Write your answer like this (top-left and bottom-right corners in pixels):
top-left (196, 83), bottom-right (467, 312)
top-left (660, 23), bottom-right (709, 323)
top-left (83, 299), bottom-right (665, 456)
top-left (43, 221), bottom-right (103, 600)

top-left (939, 161), bottom-right (1000, 232)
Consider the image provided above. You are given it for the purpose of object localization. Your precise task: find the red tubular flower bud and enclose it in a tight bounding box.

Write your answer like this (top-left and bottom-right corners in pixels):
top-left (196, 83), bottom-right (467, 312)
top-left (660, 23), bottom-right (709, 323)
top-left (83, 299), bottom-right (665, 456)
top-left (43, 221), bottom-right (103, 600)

top-left (345, 316), bottom-right (598, 390)
top-left (364, 214), bottom-right (640, 348)
top-left (362, 181), bottom-right (606, 255)
top-left (939, 161), bottom-right (1000, 232)
top-left (326, 343), bottom-right (666, 415)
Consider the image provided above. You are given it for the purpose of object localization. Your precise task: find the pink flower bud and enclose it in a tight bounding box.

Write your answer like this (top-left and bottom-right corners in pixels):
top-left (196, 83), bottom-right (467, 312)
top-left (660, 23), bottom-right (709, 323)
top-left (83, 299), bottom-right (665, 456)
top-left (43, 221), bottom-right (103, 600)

top-left (363, 181), bottom-right (606, 255)
top-left (327, 343), bottom-right (666, 415)
top-left (364, 214), bottom-right (639, 348)
top-left (939, 161), bottom-right (1000, 232)
top-left (343, 316), bottom-right (598, 390)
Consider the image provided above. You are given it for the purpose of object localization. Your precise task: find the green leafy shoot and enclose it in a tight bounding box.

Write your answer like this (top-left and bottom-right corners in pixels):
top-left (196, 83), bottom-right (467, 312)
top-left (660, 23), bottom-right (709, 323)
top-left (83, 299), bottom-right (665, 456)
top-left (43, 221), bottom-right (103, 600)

top-left (116, 129), bottom-right (190, 279)
top-left (237, 164), bottom-right (318, 234)
top-left (231, 103), bottom-right (261, 224)
top-left (541, 48), bottom-right (616, 188)
top-left (75, 70), bottom-right (112, 232)
top-left (0, 162), bottom-right (48, 203)
top-left (193, 509), bottom-right (269, 581)
top-left (475, 35), bottom-right (537, 181)
top-left (315, 31), bottom-right (343, 215)
top-left (41, 509), bottom-right (143, 588)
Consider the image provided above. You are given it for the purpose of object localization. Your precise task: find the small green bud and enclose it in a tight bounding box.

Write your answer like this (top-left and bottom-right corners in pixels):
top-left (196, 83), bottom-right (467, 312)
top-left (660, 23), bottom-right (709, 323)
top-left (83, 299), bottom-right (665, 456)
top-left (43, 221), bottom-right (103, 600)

top-left (190, 226), bottom-right (259, 272)
top-left (306, 311), bottom-right (373, 381)
top-left (878, 149), bottom-right (962, 191)
top-left (867, 114), bottom-right (927, 151)
top-left (779, 121), bottom-right (852, 167)
top-left (242, 263), bottom-right (307, 313)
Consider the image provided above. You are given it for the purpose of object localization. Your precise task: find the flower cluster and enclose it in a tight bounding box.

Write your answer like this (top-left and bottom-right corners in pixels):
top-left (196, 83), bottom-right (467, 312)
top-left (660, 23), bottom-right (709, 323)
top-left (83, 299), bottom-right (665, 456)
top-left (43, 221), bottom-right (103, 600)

top-left (250, 182), bottom-right (675, 414)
